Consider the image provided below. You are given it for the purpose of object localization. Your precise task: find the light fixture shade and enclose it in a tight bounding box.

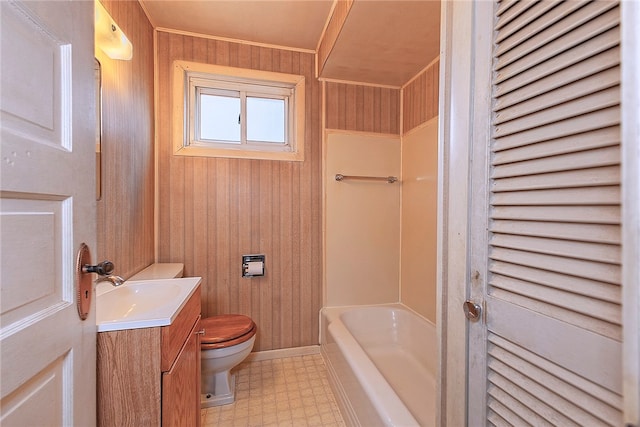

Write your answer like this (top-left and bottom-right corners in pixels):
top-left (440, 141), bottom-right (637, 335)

top-left (95, 0), bottom-right (133, 60)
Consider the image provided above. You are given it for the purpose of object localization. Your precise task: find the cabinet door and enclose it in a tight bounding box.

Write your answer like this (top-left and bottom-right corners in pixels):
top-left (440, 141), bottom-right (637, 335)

top-left (162, 322), bottom-right (200, 427)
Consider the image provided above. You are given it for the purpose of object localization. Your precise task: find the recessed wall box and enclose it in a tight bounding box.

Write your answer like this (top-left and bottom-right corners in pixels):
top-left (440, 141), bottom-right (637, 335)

top-left (242, 254), bottom-right (265, 277)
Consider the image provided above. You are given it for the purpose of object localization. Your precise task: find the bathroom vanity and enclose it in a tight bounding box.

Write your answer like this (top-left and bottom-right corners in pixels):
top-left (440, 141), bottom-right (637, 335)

top-left (96, 278), bottom-right (201, 427)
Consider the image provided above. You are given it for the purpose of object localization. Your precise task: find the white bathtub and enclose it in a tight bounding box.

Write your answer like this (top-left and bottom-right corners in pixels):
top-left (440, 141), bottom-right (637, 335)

top-left (320, 304), bottom-right (436, 427)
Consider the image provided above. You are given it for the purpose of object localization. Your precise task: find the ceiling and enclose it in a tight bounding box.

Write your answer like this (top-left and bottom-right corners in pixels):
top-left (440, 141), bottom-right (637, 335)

top-left (140, 0), bottom-right (441, 87)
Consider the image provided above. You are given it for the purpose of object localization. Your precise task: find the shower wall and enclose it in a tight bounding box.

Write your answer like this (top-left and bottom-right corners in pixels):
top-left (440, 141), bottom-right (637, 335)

top-left (325, 132), bottom-right (401, 306)
top-left (400, 59), bottom-right (440, 322)
top-left (322, 59), bottom-right (439, 323)
top-left (323, 82), bottom-right (402, 307)
top-left (400, 118), bottom-right (438, 322)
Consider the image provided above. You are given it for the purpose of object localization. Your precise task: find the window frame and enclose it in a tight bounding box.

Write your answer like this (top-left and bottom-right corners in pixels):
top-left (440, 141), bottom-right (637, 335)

top-left (173, 60), bottom-right (305, 161)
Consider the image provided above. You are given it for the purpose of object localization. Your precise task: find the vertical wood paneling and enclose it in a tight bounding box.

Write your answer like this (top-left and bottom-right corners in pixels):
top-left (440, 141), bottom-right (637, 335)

top-left (157, 32), bottom-right (171, 265)
top-left (193, 156), bottom-right (208, 314)
top-left (402, 58), bottom-right (440, 134)
top-left (96, 1), bottom-right (154, 279)
top-left (325, 82), bottom-right (401, 134)
top-left (304, 51), bottom-right (320, 348)
top-left (237, 160), bottom-right (252, 319)
top-left (157, 32), bottom-right (322, 351)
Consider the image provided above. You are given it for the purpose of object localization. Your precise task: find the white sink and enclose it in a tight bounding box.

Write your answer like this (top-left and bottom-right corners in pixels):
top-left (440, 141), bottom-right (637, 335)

top-left (96, 277), bottom-right (201, 332)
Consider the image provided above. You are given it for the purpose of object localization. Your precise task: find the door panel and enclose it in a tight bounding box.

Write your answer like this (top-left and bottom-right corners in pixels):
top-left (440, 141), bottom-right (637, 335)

top-left (468, 1), bottom-right (623, 425)
top-left (0, 0), bottom-right (96, 425)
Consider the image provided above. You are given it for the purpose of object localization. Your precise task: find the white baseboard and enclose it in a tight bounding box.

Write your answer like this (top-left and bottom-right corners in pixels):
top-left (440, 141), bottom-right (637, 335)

top-left (245, 345), bottom-right (320, 362)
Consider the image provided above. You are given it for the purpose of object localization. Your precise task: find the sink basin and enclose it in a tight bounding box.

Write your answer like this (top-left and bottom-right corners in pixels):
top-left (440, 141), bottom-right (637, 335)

top-left (96, 277), bottom-right (201, 332)
top-left (98, 282), bottom-right (182, 320)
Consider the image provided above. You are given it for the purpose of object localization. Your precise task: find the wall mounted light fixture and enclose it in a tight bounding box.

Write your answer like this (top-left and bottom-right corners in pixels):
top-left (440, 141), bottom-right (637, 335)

top-left (95, 0), bottom-right (133, 60)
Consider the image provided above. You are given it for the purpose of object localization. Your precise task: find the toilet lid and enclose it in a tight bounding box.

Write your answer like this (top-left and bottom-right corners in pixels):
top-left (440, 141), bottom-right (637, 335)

top-left (201, 314), bottom-right (255, 344)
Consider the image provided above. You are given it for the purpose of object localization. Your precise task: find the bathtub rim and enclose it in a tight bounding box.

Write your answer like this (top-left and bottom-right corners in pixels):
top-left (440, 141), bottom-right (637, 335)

top-left (320, 302), bottom-right (437, 426)
top-left (319, 302), bottom-right (436, 345)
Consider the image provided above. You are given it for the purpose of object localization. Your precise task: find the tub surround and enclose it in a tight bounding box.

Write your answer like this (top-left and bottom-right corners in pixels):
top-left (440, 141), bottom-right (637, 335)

top-left (325, 133), bottom-right (401, 307)
top-left (400, 116), bottom-right (439, 322)
top-left (399, 59), bottom-right (440, 322)
top-left (321, 304), bottom-right (436, 427)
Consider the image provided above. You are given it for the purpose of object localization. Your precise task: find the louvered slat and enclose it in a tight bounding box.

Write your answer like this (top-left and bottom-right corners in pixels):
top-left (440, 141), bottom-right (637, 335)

top-left (493, 126), bottom-right (619, 165)
top-left (495, 67), bottom-right (619, 124)
top-left (493, 106), bottom-right (619, 151)
top-left (495, 1), bottom-right (572, 44)
top-left (490, 260), bottom-right (620, 303)
top-left (488, 357), bottom-right (611, 426)
top-left (491, 233), bottom-right (620, 263)
top-left (491, 220), bottom-right (620, 244)
top-left (487, 410), bottom-right (513, 427)
top-left (495, 0), bottom-right (521, 17)
top-left (489, 335), bottom-right (623, 410)
top-left (493, 165), bottom-right (619, 192)
top-left (491, 205), bottom-right (620, 224)
top-left (488, 380), bottom-right (555, 426)
top-left (495, 0), bottom-right (538, 31)
top-left (489, 339), bottom-right (622, 425)
top-left (491, 186), bottom-right (620, 206)
top-left (488, 399), bottom-right (530, 426)
top-left (496, 2), bottom-right (618, 69)
top-left (490, 247), bottom-right (619, 285)
top-left (489, 274), bottom-right (621, 324)
top-left (489, 373), bottom-right (574, 426)
top-left (494, 87), bottom-right (619, 138)
top-left (495, 47), bottom-right (620, 111)
top-left (492, 146), bottom-right (619, 178)
top-left (496, 27), bottom-right (619, 95)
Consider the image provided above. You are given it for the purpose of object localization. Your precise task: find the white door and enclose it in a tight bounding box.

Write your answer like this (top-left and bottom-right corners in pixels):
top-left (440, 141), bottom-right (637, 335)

top-left (0, 1), bottom-right (96, 425)
top-left (469, 1), bottom-right (625, 424)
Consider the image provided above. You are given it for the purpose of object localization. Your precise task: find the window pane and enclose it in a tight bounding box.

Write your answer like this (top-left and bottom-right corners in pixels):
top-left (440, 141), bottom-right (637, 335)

top-left (247, 97), bottom-right (285, 143)
top-left (200, 94), bottom-right (240, 142)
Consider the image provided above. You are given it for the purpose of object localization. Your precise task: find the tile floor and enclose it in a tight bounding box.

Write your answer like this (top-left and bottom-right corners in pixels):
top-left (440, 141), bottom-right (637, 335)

top-left (201, 353), bottom-right (346, 427)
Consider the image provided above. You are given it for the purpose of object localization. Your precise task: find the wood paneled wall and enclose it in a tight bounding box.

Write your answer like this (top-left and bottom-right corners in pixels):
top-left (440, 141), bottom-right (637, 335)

top-left (96, 0), bottom-right (155, 279)
top-left (402, 58), bottom-right (440, 134)
top-left (156, 32), bottom-right (322, 351)
top-left (324, 82), bottom-right (401, 134)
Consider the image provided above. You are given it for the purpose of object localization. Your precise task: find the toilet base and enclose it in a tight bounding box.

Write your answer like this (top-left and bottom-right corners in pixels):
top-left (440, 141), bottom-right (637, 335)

top-left (200, 374), bottom-right (236, 408)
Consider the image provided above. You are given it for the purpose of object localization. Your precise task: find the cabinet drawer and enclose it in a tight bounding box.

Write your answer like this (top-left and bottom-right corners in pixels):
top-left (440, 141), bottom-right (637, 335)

top-left (161, 286), bottom-right (201, 371)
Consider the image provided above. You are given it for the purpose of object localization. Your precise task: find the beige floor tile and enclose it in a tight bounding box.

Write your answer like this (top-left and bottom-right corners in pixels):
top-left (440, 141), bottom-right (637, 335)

top-left (201, 353), bottom-right (346, 426)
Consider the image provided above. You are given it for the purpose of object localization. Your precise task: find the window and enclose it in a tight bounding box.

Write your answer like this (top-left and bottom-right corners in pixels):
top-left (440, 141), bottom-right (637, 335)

top-left (173, 61), bottom-right (305, 161)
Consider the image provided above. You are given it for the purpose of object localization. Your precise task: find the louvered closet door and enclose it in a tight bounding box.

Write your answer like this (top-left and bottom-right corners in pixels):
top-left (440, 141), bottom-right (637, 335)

top-left (471, 1), bottom-right (623, 425)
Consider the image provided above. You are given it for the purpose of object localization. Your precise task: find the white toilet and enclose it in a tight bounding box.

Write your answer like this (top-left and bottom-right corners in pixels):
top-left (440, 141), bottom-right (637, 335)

top-left (129, 263), bottom-right (257, 408)
top-left (200, 314), bottom-right (256, 407)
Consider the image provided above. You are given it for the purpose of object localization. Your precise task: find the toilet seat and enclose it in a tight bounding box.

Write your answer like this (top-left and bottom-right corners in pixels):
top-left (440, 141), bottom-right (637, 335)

top-left (200, 314), bottom-right (257, 350)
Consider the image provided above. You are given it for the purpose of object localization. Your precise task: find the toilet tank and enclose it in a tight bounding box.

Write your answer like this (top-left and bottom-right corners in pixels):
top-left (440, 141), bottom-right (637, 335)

top-left (128, 263), bottom-right (184, 280)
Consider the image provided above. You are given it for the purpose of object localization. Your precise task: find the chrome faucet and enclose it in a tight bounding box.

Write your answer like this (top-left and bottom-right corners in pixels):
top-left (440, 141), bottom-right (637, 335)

top-left (96, 274), bottom-right (125, 287)
top-left (83, 260), bottom-right (125, 287)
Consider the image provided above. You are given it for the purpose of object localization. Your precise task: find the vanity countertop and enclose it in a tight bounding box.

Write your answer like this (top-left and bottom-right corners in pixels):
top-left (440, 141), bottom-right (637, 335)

top-left (96, 277), bottom-right (201, 332)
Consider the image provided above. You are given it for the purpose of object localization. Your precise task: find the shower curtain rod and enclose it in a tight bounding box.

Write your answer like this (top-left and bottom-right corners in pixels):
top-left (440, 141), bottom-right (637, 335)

top-left (334, 174), bottom-right (398, 184)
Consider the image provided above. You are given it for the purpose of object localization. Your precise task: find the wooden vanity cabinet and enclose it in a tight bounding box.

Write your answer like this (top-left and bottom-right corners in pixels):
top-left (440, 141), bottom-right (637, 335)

top-left (97, 287), bottom-right (201, 427)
